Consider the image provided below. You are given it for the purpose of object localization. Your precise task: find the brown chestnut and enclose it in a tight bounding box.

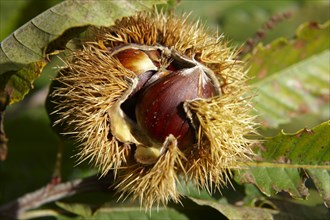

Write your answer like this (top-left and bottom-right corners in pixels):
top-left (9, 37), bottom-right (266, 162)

top-left (135, 66), bottom-right (217, 149)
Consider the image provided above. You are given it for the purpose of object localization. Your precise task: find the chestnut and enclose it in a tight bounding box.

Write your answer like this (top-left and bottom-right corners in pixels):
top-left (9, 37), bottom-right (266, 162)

top-left (48, 11), bottom-right (256, 209)
top-left (135, 66), bottom-right (217, 150)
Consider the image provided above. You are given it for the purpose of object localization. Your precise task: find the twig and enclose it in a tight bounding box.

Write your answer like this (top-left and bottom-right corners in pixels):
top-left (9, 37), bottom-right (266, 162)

top-left (0, 92), bottom-right (9, 161)
top-left (238, 11), bottom-right (292, 57)
top-left (0, 174), bottom-right (111, 219)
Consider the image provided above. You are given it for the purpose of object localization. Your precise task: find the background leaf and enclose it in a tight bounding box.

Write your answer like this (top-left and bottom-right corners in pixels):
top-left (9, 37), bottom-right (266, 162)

top-left (180, 176), bottom-right (329, 220)
top-left (248, 21), bottom-right (330, 128)
top-left (246, 22), bottom-right (330, 83)
top-left (36, 191), bottom-right (224, 220)
top-left (190, 196), bottom-right (328, 220)
top-left (190, 197), bottom-right (277, 220)
top-left (56, 202), bottom-right (190, 220)
top-left (235, 121), bottom-right (330, 206)
top-left (175, 0), bottom-right (329, 44)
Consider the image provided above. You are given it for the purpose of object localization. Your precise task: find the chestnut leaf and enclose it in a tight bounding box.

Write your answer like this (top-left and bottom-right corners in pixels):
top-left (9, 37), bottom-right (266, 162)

top-left (55, 202), bottom-right (191, 220)
top-left (189, 197), bottom-right (329, 220)
top-left (235, 120), bottom-right (330, 207)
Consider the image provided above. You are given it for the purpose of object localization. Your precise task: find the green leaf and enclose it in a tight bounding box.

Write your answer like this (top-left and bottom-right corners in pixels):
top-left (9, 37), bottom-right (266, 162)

top-left (56, 202), bottom-right (94, 217)
top-left (190, 196), bottom-right (329, 220)
top-left (258, 121), bottom-right (329, 165)
top-left (56, 203), bottom-right (189, 220)
top-left (248, 21), bottom-right (330, 128)
top-left (0, 61), bottom-right (45, 105)
top-left (45, 187), bottom-right (224, 220)
top-left (190, 197), bottom-right (278, 220)
top-left (247, 21), bottom-right (329, 82)
top-left (235, 121), bottom-right (330, 206)
top-left (0, 0), bottom-right (165, 106)
top-left (305, 168), bottom-right (330, 207)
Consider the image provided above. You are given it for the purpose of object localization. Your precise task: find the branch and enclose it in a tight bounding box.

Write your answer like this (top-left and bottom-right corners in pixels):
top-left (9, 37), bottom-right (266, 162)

top-left (0, 92), bottom-right (9, 161)
top-left (0, 174), bottom-right (111, 219)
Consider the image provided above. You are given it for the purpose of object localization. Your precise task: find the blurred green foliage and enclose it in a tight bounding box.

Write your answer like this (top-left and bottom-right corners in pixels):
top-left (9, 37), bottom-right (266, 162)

top-left (175, 0), bottom-right (329, 44)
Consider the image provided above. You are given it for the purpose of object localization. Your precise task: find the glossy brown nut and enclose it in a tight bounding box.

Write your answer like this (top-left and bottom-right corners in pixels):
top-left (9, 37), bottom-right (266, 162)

top-left (135, 66), bottom-right (217, 149)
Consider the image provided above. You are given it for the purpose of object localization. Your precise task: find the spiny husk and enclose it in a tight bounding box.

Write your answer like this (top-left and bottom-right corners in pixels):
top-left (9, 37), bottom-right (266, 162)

top-left (115, 136), bottom-right (186, 210)
top-left (184, 88), bottom-right (257, 191)
top-left (50, 44), bottom-right (135, 175)
top-left (49, 10), bottom-right (257, 209)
